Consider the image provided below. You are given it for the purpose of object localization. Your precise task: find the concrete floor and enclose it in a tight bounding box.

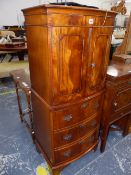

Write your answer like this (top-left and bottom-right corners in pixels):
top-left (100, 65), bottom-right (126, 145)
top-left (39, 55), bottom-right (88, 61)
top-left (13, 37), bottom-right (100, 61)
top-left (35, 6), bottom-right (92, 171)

top-left (0, 78), bottom-right (131, 175)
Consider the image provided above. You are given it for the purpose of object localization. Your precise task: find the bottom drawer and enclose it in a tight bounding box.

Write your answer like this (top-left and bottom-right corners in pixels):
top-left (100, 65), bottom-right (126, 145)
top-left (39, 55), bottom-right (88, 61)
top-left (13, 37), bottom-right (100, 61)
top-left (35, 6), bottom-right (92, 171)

top-left (54, 129), bottom-right (98, 164)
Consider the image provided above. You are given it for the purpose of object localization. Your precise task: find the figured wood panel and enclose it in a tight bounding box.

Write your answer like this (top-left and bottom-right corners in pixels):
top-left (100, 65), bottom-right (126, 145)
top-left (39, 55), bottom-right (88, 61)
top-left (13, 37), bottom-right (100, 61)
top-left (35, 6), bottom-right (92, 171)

top-left (50, 27), bottom-right (89, 105)
top-left (59, 35), bottom-right (83, 95)
top-left (26, 26), bottom-right (50, 103)
top-left (86, 28), bottom-right (113, 95)
top-left (31, 92), bottom-right (53, 161)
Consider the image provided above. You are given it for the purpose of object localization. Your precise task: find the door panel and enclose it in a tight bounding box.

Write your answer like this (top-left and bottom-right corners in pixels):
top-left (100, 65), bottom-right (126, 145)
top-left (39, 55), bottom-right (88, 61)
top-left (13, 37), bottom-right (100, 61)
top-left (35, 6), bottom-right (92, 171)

top-left (50, 27), bottom-right (89, 105)
top-left (59, 35), bottom-right (83, 95)
top-left (86, 28), bottom-right (113, 95)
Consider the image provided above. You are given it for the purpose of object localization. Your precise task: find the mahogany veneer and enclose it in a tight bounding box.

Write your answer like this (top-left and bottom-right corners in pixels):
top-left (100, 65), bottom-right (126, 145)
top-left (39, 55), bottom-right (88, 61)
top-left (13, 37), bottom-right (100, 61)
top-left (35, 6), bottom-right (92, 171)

top-left (22, 5), bottom-right (116, 174)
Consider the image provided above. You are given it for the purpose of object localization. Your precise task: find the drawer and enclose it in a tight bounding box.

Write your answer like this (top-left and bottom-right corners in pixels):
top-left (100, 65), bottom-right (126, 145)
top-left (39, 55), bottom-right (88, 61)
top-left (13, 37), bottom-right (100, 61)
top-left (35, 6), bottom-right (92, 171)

top-left (80, 95), bottom-right (102, 117)
top-left (53, 113), bottom-right (99, 148)
top-left (113, 88), bottom-right (131, 111)
top-left (53, 105), bottom-right (80, 130)
top-left (48, 14), bottom-right (85, 26)
top-left (80, 129), bottom-right (98, 153)
top-left (54, 129), bottom-right (98, 164)
top-left (79, 114), bottom-right (98, 137)
top-left (53, 126), bottom-right (79, 148)
top-left (117, 79), bottom-right (131, 90)
top-left (110, 105), bottom-right (131, 123)
top-left (84, 16), bottom-right (114, 27)
top-left (95, 16), bottom-right (115, 26)
top-left (53, 95), bottom-right (102, 130)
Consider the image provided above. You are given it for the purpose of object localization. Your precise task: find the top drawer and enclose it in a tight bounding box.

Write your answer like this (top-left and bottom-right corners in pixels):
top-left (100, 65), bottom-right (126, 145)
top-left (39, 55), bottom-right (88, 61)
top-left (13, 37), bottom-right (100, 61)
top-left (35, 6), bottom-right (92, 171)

top-left (48, 14), bottom-right (85, 26)
top-left (113, 87), bottom-right (131, 111)
top-left (25, 13), bottom-right (115, 27)
top-left (116, 79), bottom-right (131, 91)
top-left (48, 14), bottom-right (115, 27)
top-left (52, 95), bottom-right (102, 130)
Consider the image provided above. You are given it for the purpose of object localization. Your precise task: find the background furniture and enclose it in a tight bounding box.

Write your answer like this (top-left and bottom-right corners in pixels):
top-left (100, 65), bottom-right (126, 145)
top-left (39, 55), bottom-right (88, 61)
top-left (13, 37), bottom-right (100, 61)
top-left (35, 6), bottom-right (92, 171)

top-left (113, 13), bottom-right (131, 56)
top-left (112, 54), bottom-right (131, 64)
top-left (0, 45), bottom-right (27, 62)
top-left (101, 62), bottom-right (131, 152)
top-left (23, 5), bottom-right (116, 175)
top-left (10, 69), bottom-right (34, 142)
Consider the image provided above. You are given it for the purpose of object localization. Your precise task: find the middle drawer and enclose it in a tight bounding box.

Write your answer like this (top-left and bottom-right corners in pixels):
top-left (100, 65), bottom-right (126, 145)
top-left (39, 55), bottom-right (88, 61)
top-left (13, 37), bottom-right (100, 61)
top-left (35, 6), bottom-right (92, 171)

top-left (53, 113), bottom-right (99, 148)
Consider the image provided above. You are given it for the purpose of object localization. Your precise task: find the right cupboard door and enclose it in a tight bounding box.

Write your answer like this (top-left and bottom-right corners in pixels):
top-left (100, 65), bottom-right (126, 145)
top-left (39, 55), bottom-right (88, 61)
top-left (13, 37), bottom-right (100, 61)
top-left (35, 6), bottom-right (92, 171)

top-left (86, 27), bottom-right (113, 95)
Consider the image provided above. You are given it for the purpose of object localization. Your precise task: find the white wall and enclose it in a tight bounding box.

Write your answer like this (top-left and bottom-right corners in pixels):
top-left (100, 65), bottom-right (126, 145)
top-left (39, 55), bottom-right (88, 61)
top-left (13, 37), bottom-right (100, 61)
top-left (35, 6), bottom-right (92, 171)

top-left (0, 0), bottom-right (130, 26)
top-left (0, 0), bottom-right (39, 26)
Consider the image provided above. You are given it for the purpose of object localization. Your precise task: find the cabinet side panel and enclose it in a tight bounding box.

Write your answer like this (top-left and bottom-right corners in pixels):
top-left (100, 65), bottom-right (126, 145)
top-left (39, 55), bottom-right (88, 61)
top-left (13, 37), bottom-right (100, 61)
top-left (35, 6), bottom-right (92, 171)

top-left (26, 26), bottom-right (50, 103)
top-left (32, 92), bottom-right (53, 162)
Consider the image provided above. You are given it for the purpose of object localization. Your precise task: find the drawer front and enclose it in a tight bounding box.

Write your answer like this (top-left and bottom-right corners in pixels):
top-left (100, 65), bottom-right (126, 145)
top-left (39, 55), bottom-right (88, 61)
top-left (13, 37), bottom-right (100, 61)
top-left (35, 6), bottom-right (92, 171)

top-left (85, 16), bottom-right (114, 26)
top-left (53, 95), bottom-right (102, 130)
top-left (80, 95), bottom-right (102, 117)
top-left (48, 14), bottom-right (84, 26)
top-left (80, 130), bottom-right (98, 153)
top-left (53, 113), bottom-right (99, 148)
top-left (48, 14), bottom-right (114, 27)
top-left (53, 105), bottom-right (80, 130)
top-left (54, 126), bottom-right (79, 148)
top-left (78, 114), bottom-right (98, 137)
top-left (54, 130), bottom-right (98, 164)
top-left (113, 88), bottom-right (131, 111)
top-left (117, 79), bottom-right (131, 91)
top-left (110, 105), bottom-right (131, 123)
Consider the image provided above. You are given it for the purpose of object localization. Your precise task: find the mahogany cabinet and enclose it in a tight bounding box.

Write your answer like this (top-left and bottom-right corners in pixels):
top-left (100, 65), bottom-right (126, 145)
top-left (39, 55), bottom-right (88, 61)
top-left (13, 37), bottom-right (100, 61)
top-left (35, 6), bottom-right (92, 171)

top-left (22, 5), bottom-right (116, 174)
top-left (101, 62), bottom-right (131, 152)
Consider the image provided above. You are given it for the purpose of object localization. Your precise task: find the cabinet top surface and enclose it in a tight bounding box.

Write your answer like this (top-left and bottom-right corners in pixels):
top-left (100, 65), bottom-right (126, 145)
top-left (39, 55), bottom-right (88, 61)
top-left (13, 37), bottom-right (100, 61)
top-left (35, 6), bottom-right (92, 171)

top-left (107, 62), bottom-right (131, 80)
top-left (22, 4), bottom-right (116, 16)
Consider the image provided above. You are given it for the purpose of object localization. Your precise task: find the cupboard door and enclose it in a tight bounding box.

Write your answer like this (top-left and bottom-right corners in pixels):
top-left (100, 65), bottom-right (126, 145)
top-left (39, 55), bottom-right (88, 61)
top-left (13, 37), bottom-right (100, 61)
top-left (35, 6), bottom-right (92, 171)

top-left (86, 28), bottom-right (113, 95)
top-left (50, 27), bottom-right (89, 105)
top-left (113, 88), bottom-right (131, 111)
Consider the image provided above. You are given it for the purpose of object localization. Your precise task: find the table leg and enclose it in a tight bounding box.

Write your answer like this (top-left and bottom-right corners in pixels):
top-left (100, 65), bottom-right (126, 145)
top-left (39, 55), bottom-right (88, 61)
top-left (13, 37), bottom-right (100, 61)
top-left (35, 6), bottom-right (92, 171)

top-left (123, 114), bottom-right (131, 136)
top-left (100, 125), bottom-right (109, 153)
top-left (17, 51), bottom-right (25, 61)
top-left (15, 82), bottom-right (23, 122)
top-left (25, 91), bottom-right (35, 143)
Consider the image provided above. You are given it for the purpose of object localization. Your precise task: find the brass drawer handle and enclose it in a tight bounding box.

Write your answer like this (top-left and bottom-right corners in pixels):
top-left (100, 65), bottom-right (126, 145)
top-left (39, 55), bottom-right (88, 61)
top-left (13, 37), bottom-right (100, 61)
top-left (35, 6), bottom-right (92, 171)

top-left (64, 114), bottom-right (72, 121)
top-left (79, 140), bottom-right (84, 145)
top-left (63, 150), bottom-right (71, 157)
top-left (79, 123), bottom-right (86, 128)
top-left (94, 102), bottom-right (99, 109)
top-left (91, 63), bottom-right (96, 68)
top-left (114, 102), bottom-right (118, 107)
top-left (88, 136), bottom-right (94, 144)
top-left (81, 102), bottom-right (88, 109)
top-left (91, 120), bottom-right (97, 127)
top-left (63, 134), bottom-right (72, 141)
